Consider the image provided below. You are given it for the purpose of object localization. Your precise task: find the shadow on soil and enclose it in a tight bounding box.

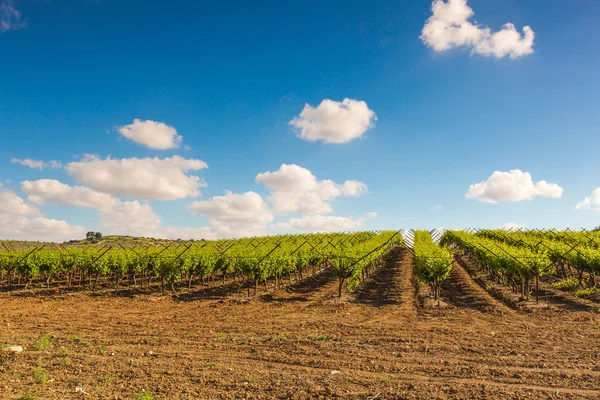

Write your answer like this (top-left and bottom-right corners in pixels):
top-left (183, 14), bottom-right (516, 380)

top-left (174, 281), bottom-right (246, 302)
top-left (259, 269), bottom-right (336, 303)
top-left (530, 287), bottom-right (598, 313)
top-left (440, 267), bottom-right (497, 312)
top-left (454, 256), bottom-right (598, 313)
top-left (0, 268), bottom-right (338, 304)
top-left (353, 248), bottom-right (404, 307)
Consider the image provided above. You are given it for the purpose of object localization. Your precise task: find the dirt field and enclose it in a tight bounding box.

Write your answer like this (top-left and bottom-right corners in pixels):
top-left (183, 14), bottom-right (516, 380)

top-left (1, 249), bottom-right (600, 399)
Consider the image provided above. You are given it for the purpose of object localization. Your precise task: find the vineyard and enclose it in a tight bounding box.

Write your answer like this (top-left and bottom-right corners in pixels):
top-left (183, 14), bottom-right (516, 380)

top-left (442, 229), bottom-right (600, 302)
top-left (0, 231), bottom-right (404, 297)
top-left (1, 228), bottom-right (600, 304)
top-left (2, 229), bottom-right (600, 399)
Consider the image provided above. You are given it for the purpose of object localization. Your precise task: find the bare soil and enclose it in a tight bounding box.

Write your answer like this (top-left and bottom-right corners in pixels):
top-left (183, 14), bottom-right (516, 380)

top-left (1, 249), bottom-right (600, 400)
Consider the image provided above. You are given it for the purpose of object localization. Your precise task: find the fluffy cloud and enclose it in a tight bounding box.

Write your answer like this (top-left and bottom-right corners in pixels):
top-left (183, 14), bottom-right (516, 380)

top-left (268, 192), bottom-right (333, 215)
top-left (100, 201), bottom-right (161, 234)
top-left (21, 179), bottom-right (161, 234)
top-left (499, 222), bottom-right (525, 231)
top-left (421, 0), bottom-right (535, 59)
top-left (255, 164), bottom-right (367, 214)
top-left (19, 180), bottom-right (266, 240)
top-left (22, 179), bottom-right (116, 208)
top-left (0, 213), bottom-right (86, 242)
top-left (11, 158), bottom-right (62, 170)
top-left (0, 183), bottom-right (84, 241)
top-left (157, 226), bottom-right (218, 241)
top-left (466, 170), bottom-right (563, 204)
top-left (189, 191), bottom-right (274, 238)
top-left (256, 164), bottom-right (320, 193)
top-left (575, 188), bottom-right (600, 212)
top-left (289, 98), bottom-right (377, 144)
top-left (276, 212), bottom-right (377, 233)
top-left (0, 183), bottom-right (40, 216)
top-left (117, 119), bottom-right (183, 150)
top-left (65, 155), bottom-right (208, 200)
top-left (0, 0), bottom-right (25, 33)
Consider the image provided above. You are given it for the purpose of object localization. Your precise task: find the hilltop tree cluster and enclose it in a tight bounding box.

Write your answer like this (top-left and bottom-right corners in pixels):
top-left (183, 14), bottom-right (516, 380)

top-left (85, 232), bottom-right (103, 243)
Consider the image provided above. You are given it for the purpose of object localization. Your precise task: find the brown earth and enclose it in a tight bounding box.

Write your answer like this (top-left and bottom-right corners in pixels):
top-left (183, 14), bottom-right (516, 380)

top-left (1, 249), bottom-right (600, 400)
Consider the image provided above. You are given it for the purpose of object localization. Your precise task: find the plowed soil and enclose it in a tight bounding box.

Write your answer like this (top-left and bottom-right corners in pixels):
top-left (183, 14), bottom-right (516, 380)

top-left (1, 249), bottom-right (599, 399)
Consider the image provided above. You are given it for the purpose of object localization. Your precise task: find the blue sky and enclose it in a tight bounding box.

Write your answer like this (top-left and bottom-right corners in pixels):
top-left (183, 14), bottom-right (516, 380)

top-left (1, 0), bottom-right (599, 241)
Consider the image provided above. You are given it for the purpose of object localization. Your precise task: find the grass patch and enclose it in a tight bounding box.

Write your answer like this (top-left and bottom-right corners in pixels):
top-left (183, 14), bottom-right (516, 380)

top-left (244, 375), bottom-right (253, 383)
top-left (33, 364), bottom-right (49, 384)
top-left (135, 389), bottom-right (154, 400)
top-left (574, 287), bottom-right (600, 299)
top-left (380, 376), bottom-right (391, 382)
top-left (312, 335), bottom-right (330, 341)
top-left (20, 392), bottom-right (39, 400)
top-left (33, 334), bottom-right (53, 351)
top-left (551, 277), bottom-right (581, 291)
top-left (206, 362), bottom-right (218, 368)
top-left (100, 374), bottom-right (113, 383)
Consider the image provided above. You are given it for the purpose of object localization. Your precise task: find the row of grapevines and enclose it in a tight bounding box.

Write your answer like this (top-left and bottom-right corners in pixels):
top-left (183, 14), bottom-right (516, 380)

top-left (441, 231), bottom-right (551, 299)
top-left (0, 231), bottom-right (400, 295)
top-left (476, 230), bottom-right (600, 287)
top-left (327, 231), bottom-right (404, 297)
top-left (412, 231), bottom-right (453, 301)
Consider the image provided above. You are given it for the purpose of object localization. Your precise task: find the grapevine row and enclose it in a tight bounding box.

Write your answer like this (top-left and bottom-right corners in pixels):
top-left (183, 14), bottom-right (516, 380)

top-left (412, 231), bottom-right (453, 301)
top-left (0, 231), bottom-right (404, 296)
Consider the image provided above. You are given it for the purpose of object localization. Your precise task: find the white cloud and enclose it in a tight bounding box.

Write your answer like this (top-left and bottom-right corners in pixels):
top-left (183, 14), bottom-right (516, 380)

top-left (499, 222), bottom-right (524, 231)
top-left (22, 179), bottom-right (116, 208)
top-left (19, 180), bottom-right (265, 240)
top-left (421, 0), bottom-right (535, 59)
top-left (255, 164), bottom-right (367, 215)
top-left (0, 213), bottom-right (86, 242)
top-left (431, 205), bottom-right (443, 211)
top-left (466, 170), bottom-right (563, 204)
top-left (268, 192), bottom-right (333, 215)
top-left (276, 212), bottom-right (377, 233)
top-left (189, 191), bottom-right (273, 238)
top-left (0, 0), bottom-right (25, 33)
top-left (65, 155), bottom-right (208, 200)
top-left (157, 226), bottom-right (218, 241)
top-left (256, 164), bottom-right (319, 193)
top-left (0, 183), bottom-right (41, 216)
top-left (11, 158), bottom-right (62, 170)
top-left (101, 200), bottom-right (161, 234)
top-left (289, 98), bottom-right (377, 144)
top-left (576, 188), bottom-right (600, 212)
top-left (0, 182), bottom-right (84, 241)
top-left (117, 119), bottom-right (183, 150)
top-left (21, 179), bottom-right (161, 234)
